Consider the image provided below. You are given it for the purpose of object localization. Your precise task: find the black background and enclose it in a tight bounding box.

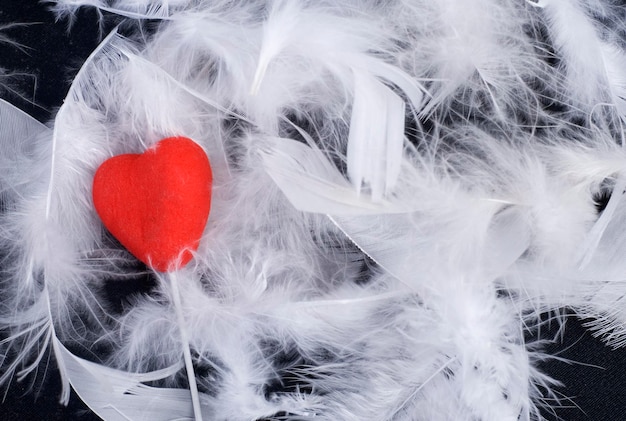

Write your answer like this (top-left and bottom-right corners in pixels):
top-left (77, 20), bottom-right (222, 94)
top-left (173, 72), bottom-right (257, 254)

top-left (1, 1), bottom-right (625, 420)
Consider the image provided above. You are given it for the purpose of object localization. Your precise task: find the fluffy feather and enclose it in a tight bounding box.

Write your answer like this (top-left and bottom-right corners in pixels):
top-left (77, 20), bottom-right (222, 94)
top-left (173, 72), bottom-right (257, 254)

top-left (4, 0), bottom-right (626, 420)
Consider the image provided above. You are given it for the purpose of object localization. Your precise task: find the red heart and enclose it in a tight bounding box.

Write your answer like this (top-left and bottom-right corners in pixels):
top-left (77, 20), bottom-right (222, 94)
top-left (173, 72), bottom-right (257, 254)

top-left (93, 137), bottom-right (212, 272)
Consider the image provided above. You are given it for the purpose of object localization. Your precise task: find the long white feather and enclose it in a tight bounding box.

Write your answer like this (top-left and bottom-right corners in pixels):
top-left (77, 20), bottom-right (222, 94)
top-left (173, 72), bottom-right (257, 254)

top-left (54, 337), bottom-right (199, 421)
top-left (261, 137), bottom-right (410, 215)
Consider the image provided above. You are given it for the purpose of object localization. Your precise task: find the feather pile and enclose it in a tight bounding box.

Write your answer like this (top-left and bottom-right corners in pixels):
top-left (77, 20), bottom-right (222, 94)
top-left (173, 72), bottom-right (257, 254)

top-left (2, 0), bottom-right (626, 419)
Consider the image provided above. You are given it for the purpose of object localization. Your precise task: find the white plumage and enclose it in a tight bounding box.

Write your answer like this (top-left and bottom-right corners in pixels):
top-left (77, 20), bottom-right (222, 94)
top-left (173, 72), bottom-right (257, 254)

top-left (2, 0), bottom-right (626, 419)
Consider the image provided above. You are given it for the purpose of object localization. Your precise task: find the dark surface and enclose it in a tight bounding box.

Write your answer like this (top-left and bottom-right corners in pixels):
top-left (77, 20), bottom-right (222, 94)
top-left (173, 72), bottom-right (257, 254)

top-left (0, 1), bottom-right (107, 123)
top-left (536, 313), bottom-right (626, 421)
top-left (1, 2), bottom-right (626, 420)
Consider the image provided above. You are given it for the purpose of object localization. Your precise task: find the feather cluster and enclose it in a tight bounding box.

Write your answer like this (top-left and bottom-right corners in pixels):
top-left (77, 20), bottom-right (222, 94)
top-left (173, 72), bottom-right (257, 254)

top-left (2, 0), bottom-right (626, 419)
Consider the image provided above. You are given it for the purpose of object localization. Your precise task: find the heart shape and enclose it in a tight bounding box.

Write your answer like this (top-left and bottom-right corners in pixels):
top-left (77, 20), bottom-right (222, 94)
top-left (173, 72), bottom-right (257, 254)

top-left (93, 137), bottom-right (212, 272)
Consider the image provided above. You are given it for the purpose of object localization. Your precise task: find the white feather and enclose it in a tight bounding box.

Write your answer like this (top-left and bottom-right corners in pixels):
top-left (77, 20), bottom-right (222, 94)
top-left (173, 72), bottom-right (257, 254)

top-left (261, 136), bottom-right (410, 215)
top-left (347, 72), bottom-right (405, 200)
top-left (54, 337), bottom-right (198, 421)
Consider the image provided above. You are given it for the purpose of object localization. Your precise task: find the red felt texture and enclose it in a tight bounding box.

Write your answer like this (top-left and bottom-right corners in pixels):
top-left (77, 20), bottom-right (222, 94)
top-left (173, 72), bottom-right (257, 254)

top-left (93, 137), bottom-right (212, 272)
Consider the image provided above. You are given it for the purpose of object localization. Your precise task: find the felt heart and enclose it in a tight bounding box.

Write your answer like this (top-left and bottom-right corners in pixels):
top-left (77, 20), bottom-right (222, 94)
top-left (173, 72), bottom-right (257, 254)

top-left (93, 137), bottom-right (212, 272)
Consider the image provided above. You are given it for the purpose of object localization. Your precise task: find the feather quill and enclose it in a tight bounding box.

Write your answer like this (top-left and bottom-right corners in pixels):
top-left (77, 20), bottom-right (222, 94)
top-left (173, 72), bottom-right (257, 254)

top-left (166, 271), bottom-right (203, 421)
